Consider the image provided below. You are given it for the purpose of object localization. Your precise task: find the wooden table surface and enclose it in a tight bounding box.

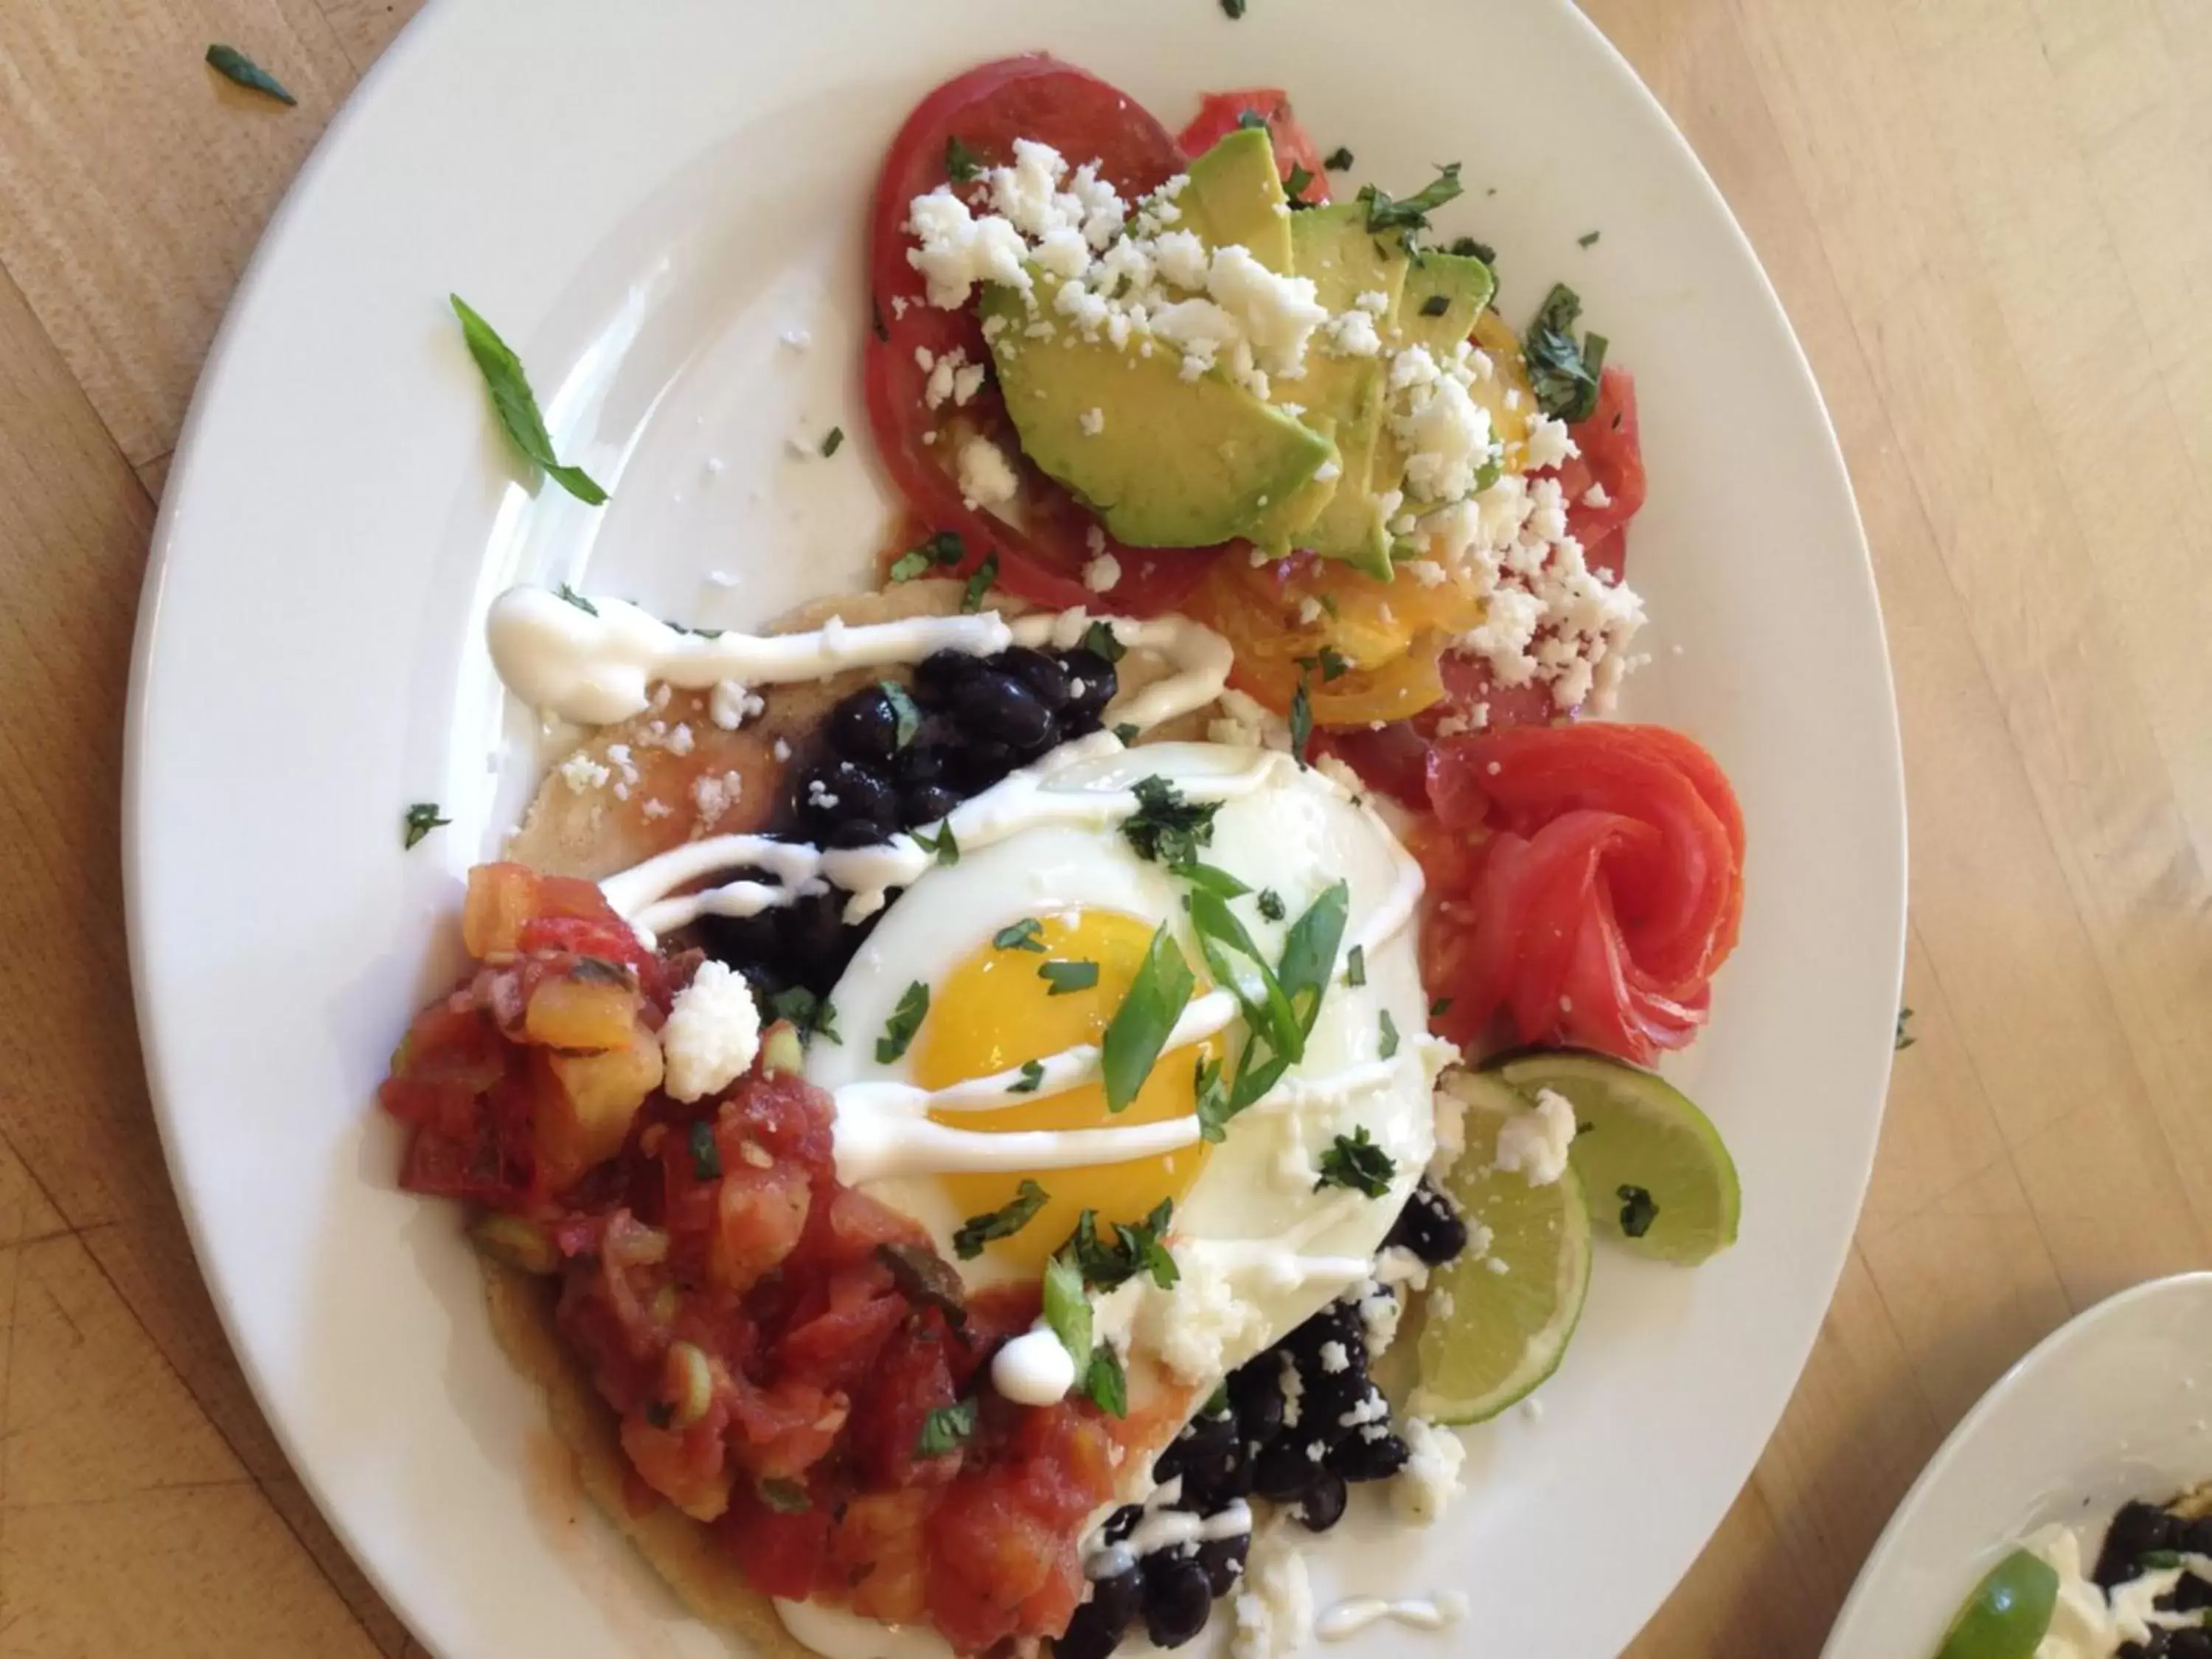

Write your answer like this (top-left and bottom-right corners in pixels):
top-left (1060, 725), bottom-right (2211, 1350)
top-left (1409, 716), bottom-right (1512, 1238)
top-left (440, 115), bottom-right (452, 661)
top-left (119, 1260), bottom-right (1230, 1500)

top-left (4, 0), bottom-right (2209, 1652)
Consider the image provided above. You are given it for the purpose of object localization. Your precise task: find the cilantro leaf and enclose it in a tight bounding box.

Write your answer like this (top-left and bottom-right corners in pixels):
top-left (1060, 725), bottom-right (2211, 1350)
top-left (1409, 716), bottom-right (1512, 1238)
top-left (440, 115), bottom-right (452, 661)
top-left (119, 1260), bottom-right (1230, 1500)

top-left (448, 296), bottom-right (608, 505)
top-left (1122, 776), bottom-right (1220, 865)
top-left (875, 981), bottom-right (930, 1063)
top-left (961, 551), bottom-right (1000, 613)
top-left (1043, 1251), bottom-right (1092, 1364)
top-left (1040, 959), bottom-right (1099, 995)
top-left (1618, 1185), bottom-right (1659, 1239)
top-left (889, 531), bottom-right (964, 583)
top-left (917, 1399), bottom-right (977, 1457)
top-left (402, 802), bottom-right (450, 849)
top-left (688, 1120), bottom-right (722, 1181)
top-left (953, 1180), bottom-right (1050, 1258)
top-left (1357, 163), bottom-right (1464, 238)
top-left (995, 917), bottom-right (1047, 952)
top-left (1085, 1343), bottom-right (1128, 1417)
top-left (1315, 1127), bottom-right (1397, 1197)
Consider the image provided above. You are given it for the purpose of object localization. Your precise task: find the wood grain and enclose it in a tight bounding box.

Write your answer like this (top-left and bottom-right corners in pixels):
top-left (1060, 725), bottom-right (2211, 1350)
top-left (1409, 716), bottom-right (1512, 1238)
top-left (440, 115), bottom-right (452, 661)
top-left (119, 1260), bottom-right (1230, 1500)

top-left (0, 0), bottom-right (2207, 1652)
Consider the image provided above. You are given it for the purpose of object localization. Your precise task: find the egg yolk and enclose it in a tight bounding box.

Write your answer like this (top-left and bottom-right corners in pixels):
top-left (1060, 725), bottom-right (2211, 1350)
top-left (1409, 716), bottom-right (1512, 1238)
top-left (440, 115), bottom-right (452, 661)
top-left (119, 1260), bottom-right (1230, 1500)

top-left (913, 910), bottom-right (1220, 1273)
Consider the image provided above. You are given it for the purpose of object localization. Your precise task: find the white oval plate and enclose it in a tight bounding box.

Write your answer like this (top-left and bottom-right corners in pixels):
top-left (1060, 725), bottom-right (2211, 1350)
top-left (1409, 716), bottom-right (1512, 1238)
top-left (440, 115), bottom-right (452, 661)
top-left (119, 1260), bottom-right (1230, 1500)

top-left (1825, 1274), bottom-right (2212, 1659)
top-left (124, 1), bottom-right (1903, 1655)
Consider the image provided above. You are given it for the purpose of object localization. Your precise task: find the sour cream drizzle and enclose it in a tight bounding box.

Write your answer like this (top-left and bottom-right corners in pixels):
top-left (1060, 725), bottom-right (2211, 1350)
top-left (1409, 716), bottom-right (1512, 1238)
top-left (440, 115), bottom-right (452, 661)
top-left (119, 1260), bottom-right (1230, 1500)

top-left (1315, 1590), bottom-right (1472, 1641)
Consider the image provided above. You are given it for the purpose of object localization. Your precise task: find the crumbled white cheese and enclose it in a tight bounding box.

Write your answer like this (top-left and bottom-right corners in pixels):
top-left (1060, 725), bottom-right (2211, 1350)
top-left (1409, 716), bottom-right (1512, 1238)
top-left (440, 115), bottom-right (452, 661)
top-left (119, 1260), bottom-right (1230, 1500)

top-left (710, 681), bottom-right (764, 731)
top-left (956, 435), bottom-right (1021, 507)
top-left (641, 798), bottom-right (673, 821)
top-left (1582, 481), bottom-right (1611, 509)
top-left (1339, 1387), bottom-right (1388, 1430)
top-left (557, 751), bottom-right (611, 793)
top-left (692, 771), bottom-right (743, 827)
top-left (1394, 377), bottom-right (1496, 504)
top-left (1430, 1085), bottom-right (1470, 1178)
top-left (1131, 1251), bottom-right (1267, 1385)
top-left (1494, 1088), bottom-right (1578, 1186)
top-left (1082, 553), bottom-right (1121, 593)
top-left (1318, 308), bottom-right (1382, 358)
top-left (661, 960), bottom-right (761, 1103)
top-left (1394, 1418), bottom-right (1467, 1525)
top-left (1522, 413), bottom-right (1578, 470)
top-left (1318, 1340), bottom-right (1349, 1375)
top-left (1356, 1278), bottom-right (1402, 1357)
top-left (1206, 688), bottom-right (1291, 751)
top-left (905, 187), bottom-right (1032, 307)
top-left (1279, 1352), bottom-right (1304, 1427)
top-left (1231, 1522), bottom-right (1314, 1659)
top-left (1374, 1246), bottom-right (1430, 1292)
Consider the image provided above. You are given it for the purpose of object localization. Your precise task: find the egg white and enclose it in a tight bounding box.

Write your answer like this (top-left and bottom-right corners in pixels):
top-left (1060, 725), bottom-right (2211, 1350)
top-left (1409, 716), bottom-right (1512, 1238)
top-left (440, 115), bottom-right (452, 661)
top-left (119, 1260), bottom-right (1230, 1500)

top-left (804, 740), bottom-right (1441, 1396)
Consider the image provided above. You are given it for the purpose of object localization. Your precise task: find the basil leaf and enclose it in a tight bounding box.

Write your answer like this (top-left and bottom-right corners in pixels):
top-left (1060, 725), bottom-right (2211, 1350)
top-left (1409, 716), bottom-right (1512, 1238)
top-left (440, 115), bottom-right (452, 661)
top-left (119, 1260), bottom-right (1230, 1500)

top-left (1010, 1059), bottom-right (1046, 1093)
top-left (402, 801), bottom-right (450, 849)
top-left (448, 296), bottom-right (608, 505)
top-left (688, 1120), bottom-right (722, 1181)
top-left (953, 1179), bottom-right (1049, 1259)
top-left (1523, 282), bottom-right (1609, 423)
top-left (916, 1399), bottom-right (977, 1457)
top-left (1357, 163), bottom-right (1463, 237)
top-left (1173, 861), bottom-right (1250, 900)
top-left (994, 917), bottom-right (1046, 953)
top-left (875, 981), bottom-right (930, 1063)
top-left (1085, 1344), bottom-right (1128, 1417)
top-left (1099, 924), bottom-right (1196, 1113)
top-left (1043, 1251), bottom-right (1092, 1363)
top-left (1315, 1126), bottom-right (1396, 1197)
top-left (205, 44), bottom-right (296, 105)
top-left (1040, 959), bottom-right (1099, 996)
top-left (961, 551), bottom-right (1000, 613)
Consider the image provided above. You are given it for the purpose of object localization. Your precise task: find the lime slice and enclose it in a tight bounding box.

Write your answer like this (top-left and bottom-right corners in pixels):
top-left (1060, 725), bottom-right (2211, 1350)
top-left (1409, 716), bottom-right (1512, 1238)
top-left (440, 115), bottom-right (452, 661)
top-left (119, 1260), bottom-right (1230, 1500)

top-left (1933, 1549), bottom-right (2057, 1659)
top-left (1409, 1072), bottom-right (1593, 1425)
top-left (1495, 1051), bottom-right (1741, 1265)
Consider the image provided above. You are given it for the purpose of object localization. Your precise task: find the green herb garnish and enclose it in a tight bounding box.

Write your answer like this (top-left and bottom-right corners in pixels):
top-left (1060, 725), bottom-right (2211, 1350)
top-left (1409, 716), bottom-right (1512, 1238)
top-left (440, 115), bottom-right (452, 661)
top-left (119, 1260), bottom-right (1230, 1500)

top-left (1295, 644), bottom-right (1352, 683)
top-left (448, 296), bottom-right (608, 505)
top-left (1100, 924), bottom-right (1197, 1113)
top-left (1618, 1185), bottom-right (1658, 1239)
top-left (1123, 776), bottom-right (1220, 865)
top-left (1379, 1009), bottom-right (1400, 1058)
top-left (1257, 888), bottom-right (1286, 922)
top-left (820, 426), bottom-right (845, 458)
top-left (1063, 1202), bottom-right (1178, 1290)
top-left (945, 136), bottom-right (986, 182)
top-left (1289, 675), bottom-right (1313, 767)
top-left (1430, 996), bottom-right (1454, 1018)
top-left (953, 1180), bottom-right (1050, 1259)
top-left (1420, 293), bottom-right (1451, 317)
top-left (1174, 861), bottom-right (1250, 901)
top-left (1448, 235), bottom-right (1496, 265)
top-left (1220, 0), bottom-right (1248, 15)
top-left (876, 981), bottom-right (930, 1062)
top-left (916, 1399), bottom-right (977, 1457)
top-left (889, 530), bottom-right (964, 583)
top-left (1356, 163), bottom-right (1463, 238)
top-left (1085, 1344), bottom-right (1128, 1417)
top-left (1082, 619), bottom-right (1127, 663)
top-left (1194, 1054), bottom-right (1233, 1144)
top-left (913, 821), bottom-right (960, 866)
top-left (1011, 1059), bottom-right (1046, 1093)
top-left (1043, 1251), bottom-right (1092, 1363)
top-left (1186, 889), bottom-right (1302, 1071)
top-left (1315, 1127), bottom-right (1397, 1197)
top-left (556, 583), bottom-right (597, 616)
top-left (1346, 945), bottom-right (1366, 987)
top-left (1524, 282), bottom-right (1609, 423)
top-left (878, 681), bottom-right (921, 750)
top-left (403, 802), bottom-right (450, 849)
top-left (1113, 723), bottom-right (1140, 744)
top-left (1040, 959), bottom-right (1100, 996)
top-left (877, 1242), bottom-right (967, 1329)
top-left (1324, 147), bottom-right (1354, 172)
top-left (205, 44), bottom-right (296, 105)
top-left (1284, 163), bottom-right (1315, 203)
top-left (1237, 111), bottom-right (1267, 132)
top-left (1895, 1006), bottom-right (1916, 1051)
top-left (1577, 229), bottom-right (1601, 248)
top-left (2139, 1548), bottom-right (2184, 1571)
top-left (689, 1120), bottom-right (722, 1181)
top-left (994, 917), bottom-right (1046, 953)
top-left (758, 1479), bottom-right (810, 1513)
top-left (961, 551), bottom-right (1000, 613)
top-left (769, 987), bottom-right (841, 1046)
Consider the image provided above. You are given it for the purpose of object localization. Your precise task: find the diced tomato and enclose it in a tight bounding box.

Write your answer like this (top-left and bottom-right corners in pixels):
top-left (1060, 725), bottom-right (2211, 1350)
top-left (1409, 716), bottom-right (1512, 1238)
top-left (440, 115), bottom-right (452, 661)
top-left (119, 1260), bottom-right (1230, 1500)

top-left (865, 55), bottom-right (1220, 616)
top-left (1176, 89), bottom-right (1331, 203)
top-left (847, 1312), bottom-right (962, 1491)
top-left (832, 1492), bottom-right (934, 1623)
top-left (1548, 364), bottom-right (1646, 557)
top-left (709, 1161), bottom-right (813, 1293)
top-left (1420, 723), bottom-right (1745, 1064)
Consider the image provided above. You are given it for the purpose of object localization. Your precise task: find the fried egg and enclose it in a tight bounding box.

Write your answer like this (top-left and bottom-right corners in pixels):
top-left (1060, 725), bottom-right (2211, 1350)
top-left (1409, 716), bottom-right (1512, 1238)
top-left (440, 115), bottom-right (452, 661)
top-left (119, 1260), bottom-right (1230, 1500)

top-left (804, 740), bottom-right (1444, 1402)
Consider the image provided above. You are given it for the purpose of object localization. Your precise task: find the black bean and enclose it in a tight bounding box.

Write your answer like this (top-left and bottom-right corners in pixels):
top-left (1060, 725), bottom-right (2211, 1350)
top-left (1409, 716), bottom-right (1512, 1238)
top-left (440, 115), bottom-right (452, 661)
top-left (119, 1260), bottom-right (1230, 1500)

top-left (1329, 1430), bottom-right (1410, 1484)
top-left (902, 784), bottom-right (959, 826)
top-left (1226, 1361), bottom-right (1285, 1443)
top-left (1141, 1554), bottom-right (1212, 1649)
top-left (953, 670), bottom-right (1057, 752)
top-left (795, 759), bottom-right (897, 837)
top-left (914, 650), bottom-right (981, 706)
top-left (1156, 1414), bottom-right (1237, 1488)
top-left (2168, 1570), bottom-right (2212, 1614)
top-left (2098, 1502), bottom-right (2181, 1587)
top-left (2184, 1516), bottom-right (2212, 1558)
top-left (1195, 1533), bottom-right (1249, 1598)
top-left (1060, 1568), bottom-right (1141, 1659)
top-left (1293, 1471), bottom-right (1349, 1532)
top-left (1060, 649), bottom-right (1118, 723)
top-left (1385, 1181), bottom-right (1472, 1266)
top-left (1251, 1436), bottom-right (1324, 1503)
top-left (1177, 1437), bottom-right (1252, 1510)
top-left (776, 890), bottom-right (863, 990)
top-left (1001, 646), bottom-right (1074, 711)
top-left (699, 904), bottom-right (781, 969)
top-left (2168, 1629), bottom-right (2212, 1659)
top-left (1281, 1300), bottom-right (1365, 1368)
top-left (824, 820), bottom-right (889, 849)
top-left (896, 742), bottom-right (946, 784)
top-left (828, 686), bottom-right (904, 764)
top-left (1301, 1366), bottom-right (1374, 1436)
top-left (947, 739), bottom-right (1018, 793)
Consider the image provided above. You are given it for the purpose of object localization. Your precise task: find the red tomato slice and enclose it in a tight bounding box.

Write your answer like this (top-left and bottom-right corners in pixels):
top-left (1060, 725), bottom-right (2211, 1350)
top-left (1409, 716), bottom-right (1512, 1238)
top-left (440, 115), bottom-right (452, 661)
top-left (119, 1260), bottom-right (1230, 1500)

top-left (865, 56), bottom-right (1217, 616)
top-left (1176, 89), bottom-right (1332, 204)
top-left (1549, 364), bottom-right (1646, 552)
top-left (1421, 723), bottom-right (1745, 1065)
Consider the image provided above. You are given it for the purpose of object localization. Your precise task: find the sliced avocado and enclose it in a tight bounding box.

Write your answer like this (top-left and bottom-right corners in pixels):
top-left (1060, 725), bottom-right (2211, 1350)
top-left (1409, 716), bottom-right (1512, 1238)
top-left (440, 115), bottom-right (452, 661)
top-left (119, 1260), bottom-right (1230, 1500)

top-left (1287, 206), bottom-right (1413, 577)
top-left (1369, 250), bottom-right (1500, 539)
top-left (980, 274), bottom-right (1332, 549)
top-left (1178, 127), bottom-right (1294, 274)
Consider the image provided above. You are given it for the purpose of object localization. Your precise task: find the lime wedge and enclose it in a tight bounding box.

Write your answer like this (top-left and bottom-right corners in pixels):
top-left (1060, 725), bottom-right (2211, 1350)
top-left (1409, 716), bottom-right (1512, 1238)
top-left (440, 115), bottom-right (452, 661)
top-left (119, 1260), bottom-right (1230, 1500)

top-left (1933, 1549), bottom-right (2057, 1659)
top-left (1409, 1072), bottom-right (1593, 1425)
top-left (1495, 1051), bottom-right (1741, 1265)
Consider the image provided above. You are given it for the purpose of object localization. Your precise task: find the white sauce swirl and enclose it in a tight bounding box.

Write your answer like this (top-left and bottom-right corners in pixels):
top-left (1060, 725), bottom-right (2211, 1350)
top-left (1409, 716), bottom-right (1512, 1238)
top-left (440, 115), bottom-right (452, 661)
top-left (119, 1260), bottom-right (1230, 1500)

top-left (1315, 1590), bottom-right (1472, 1641)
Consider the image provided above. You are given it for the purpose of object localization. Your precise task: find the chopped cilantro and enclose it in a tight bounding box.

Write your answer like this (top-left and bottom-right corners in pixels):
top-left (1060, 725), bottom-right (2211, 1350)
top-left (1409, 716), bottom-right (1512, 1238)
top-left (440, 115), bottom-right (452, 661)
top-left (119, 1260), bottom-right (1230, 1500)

top-left (402, 802), bottom-right (450, 849)
top-left (1524, 283), bottom-right (1609, 423)
top-left (953, 1180), bottom-right (1049, 1259)
top-left (945, 135), bottom-right (985, 182)
top-left (688, 1120), bottom-right (721, 1181)
top-left (1010, 1059), bottom-right (1046, 1093)
top-left (889, 530), bottom-right (964, 583)
top-left (961, 551), bottom-right (1000, 613)
top-left (1040, 959), bottom-right (1100, 995)
top-left (993, 917), bottom-right (1046, 953)
top-left (1122, 775), bottom-right (1220, 865)
top-left (1315, 1127), bottom-right (1396, 1197)
top-left (875, 981), bottom-right (930, 1063)
top-left (916, 1399), bottom-right (977, 1457)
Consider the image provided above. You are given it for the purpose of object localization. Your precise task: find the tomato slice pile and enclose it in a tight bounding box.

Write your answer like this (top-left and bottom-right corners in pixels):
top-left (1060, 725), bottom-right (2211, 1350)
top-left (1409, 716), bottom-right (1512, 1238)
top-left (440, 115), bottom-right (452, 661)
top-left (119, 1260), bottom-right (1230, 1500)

top-left (1418, 724), bottom-right (1746, 1065)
